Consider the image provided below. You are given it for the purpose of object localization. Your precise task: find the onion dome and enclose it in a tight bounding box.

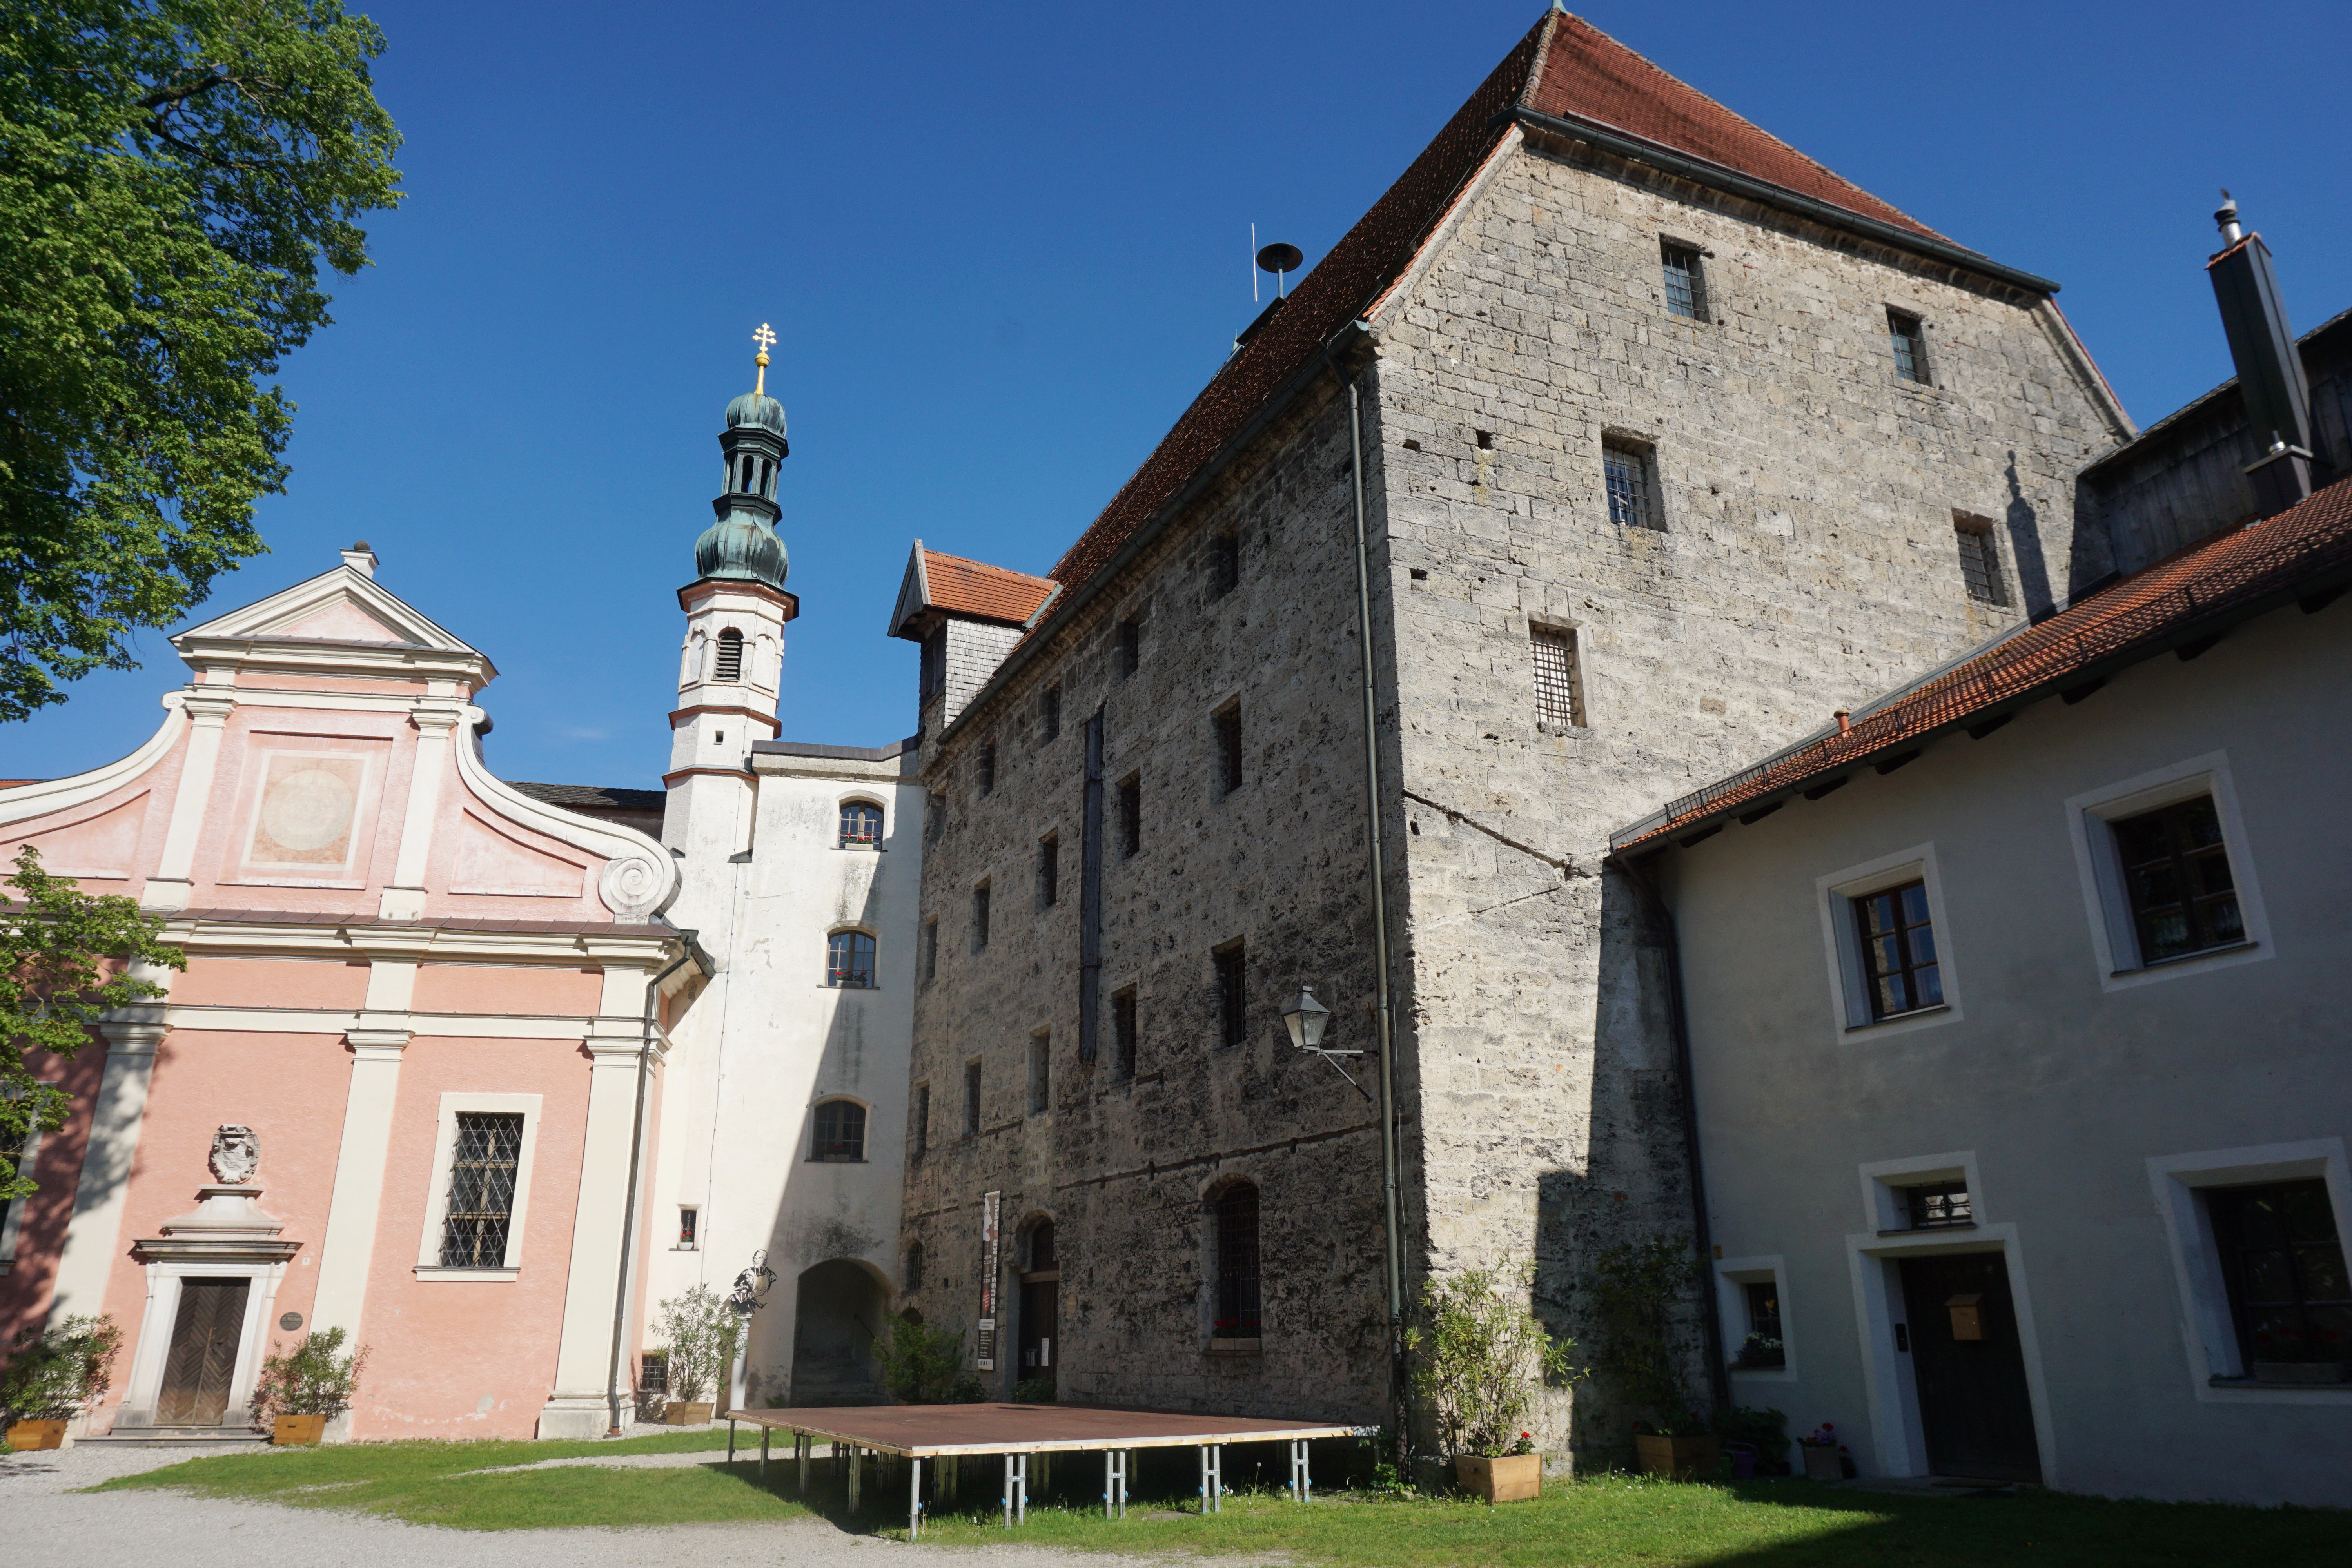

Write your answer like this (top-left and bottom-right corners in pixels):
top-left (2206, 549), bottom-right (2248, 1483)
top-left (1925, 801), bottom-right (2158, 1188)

top-left (694, 513), bottom-right (788, 589)
top-left (725, 390), bottom-right (789, 439)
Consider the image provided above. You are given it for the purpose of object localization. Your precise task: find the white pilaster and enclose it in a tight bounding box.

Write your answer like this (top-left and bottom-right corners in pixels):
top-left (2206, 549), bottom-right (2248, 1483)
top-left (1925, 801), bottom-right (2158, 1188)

top-left (49, 1013), bottom-right (169, 1317)
top-left (309, 958), bottom-right (417, 1337)
top-left (379, 704), bottom-right (465, 921)
top-left (141, 693), bottom-right (236, 913)
top-left (538, 967), bottom-right (665, 1438)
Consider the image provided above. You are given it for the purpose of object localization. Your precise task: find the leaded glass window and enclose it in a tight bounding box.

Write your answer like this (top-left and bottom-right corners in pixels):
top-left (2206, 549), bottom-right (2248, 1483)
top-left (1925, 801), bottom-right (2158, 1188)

top-left (439, 1112), bottom-right (524, 1268)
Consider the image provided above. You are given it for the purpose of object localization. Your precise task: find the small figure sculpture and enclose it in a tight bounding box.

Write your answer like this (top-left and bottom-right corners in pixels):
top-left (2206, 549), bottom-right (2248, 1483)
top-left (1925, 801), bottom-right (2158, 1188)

top-left (208, 1124), bottom-right (259, 1185)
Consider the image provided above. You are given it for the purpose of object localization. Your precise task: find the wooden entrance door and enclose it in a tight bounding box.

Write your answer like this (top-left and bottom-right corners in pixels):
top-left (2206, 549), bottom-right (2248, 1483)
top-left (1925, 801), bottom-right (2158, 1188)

top-left (1898, 1252), bottom-right (2040, 1483)
top-left (1017, 1221), bottom-right (1058, 1397)
top-left (156, 1278), bottom-right (249, 1425)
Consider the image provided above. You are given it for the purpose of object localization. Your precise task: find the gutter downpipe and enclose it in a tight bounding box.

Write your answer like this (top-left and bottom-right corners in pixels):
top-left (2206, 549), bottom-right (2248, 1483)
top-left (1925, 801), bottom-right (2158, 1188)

top-left (605, 932), bottom-right (706, 1436)
top-left (1321, 325), bottom-right (1412, 1478)
top-left (1620, 854), bottom-right (1730, 1414)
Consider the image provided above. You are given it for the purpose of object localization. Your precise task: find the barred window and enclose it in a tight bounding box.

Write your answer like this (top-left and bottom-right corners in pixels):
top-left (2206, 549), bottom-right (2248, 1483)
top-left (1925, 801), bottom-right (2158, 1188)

top-left (826, 929), bottom-right (877, 988)
top-left (713, 627), bottom-right (744, 683)
top-left (964, 1059), bottom-right (983, 1137)
top-left (1038, 833), bottom-right (1060, 908)
top-left (978, 742), bottom-right (996, 796)
top-left (812, 1099), bottom-right (867, 1161)
top-left (1900, 1181), bottom-right (1974, 1231)
top-left (1042, 683), bottom-right (1062, 741)
top-left (904, 1242), bottom-right (925, 1293)
top-left (1603, 443), bottom-right (1656, 529)
top-left (913, 1083), bottom-right (930, 1156)
top-left (922, 920), bottom-right (938, 983)
top-left (1661, 241), bottom-right (1706, 321)
top-left (1027, 1031), bottom-right (1050, 1116)
top-left (1889, 309), bottom-right (1930, 383)
top-left (1111, 987), bottom-right (1138, 1082)
top-left (1208, 531), bottom-right (1240, 599)
top-left (1214, 1183), bottom-right (1262, 1338)
top-left (973, 882), bottom-right (991, 951)
top-left (1954, 517), bottom-right (2009, 606)
top-left (639, 1351), bottom-right (669, 1394)
top-left (839, 801), bottom-right (884, 847)
top-left (1214, 940), bottom-right (1247, 1048)
top-left (1530, 624), bottom-right (1586, 728)
top-left (1118, 616), bottom-right (1141, 678)
top-left (439, 1112), bottom-right (524, 1268)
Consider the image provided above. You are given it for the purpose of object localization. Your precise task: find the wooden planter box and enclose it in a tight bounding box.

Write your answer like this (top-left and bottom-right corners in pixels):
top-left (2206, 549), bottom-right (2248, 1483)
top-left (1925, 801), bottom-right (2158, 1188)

top-left (1455, 1453), bottom-right (1542, 1502)
top-left (272, 1414), bottom-right (329, 1445)
top-left (6, 1419), bottom-right (68, 1452)
top-left (1634, 1433), bottom-right (1720, 1481)
top-left (1800, 1441), bottom-right (1844, 1481)
top-left (664, 1401), bottom-right (715, 1425)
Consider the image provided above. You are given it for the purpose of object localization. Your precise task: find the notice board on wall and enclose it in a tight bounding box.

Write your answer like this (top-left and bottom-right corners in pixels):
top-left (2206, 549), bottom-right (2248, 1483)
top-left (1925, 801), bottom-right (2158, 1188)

top-left (975, 1189), bottom-right (1002, 1371)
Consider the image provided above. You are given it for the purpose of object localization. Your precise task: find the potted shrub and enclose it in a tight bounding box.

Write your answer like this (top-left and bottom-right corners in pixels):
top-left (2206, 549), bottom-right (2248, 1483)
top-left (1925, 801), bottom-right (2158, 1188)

top-left (1590, 1237), bottom-right (1720, 1479)
top-left (250, 1326), bottom-right (367, 1444)
top-left (653, 1284), bottom-right (731, 1424)
top-left (2, 1314), bottom-right (121, 1451)
top-left (1406, 1261), bottom-right (1579, 1503)
top-left (1800, 1421), bottom-right (1845, 1481)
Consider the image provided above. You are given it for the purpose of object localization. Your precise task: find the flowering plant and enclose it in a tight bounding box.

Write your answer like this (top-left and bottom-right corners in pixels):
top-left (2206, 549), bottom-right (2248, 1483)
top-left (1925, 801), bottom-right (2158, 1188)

top-left (1804, 1421), bottom-right (1838, 1446)
top-left (1509, 1430), bottom-right (1536, 1456)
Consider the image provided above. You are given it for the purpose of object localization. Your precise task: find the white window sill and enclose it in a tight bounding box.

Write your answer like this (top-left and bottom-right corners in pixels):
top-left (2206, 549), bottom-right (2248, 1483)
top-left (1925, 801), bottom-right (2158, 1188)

top-left (2113, 940), bottom-right (2258, 977)
top-left (1846, 1004), bottom-right (1952, 1033)
top-left (414, 1265), bottom-right (519, 1282)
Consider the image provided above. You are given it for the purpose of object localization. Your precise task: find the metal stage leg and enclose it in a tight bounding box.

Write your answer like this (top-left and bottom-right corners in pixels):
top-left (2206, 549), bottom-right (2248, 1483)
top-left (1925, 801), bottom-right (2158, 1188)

top-left (1199, 1443), bottom-right (1223, 1513)
top-left (797, 1432), bottom-right (809, 1495)
top-left (1289, 1438), bottom-right (1312, 1502)
top-left (1101, 1448), bottom-right (1127, 1518)
top-left (1000, 1451), bottom-right (1027, 1526)
top-left (848, 1445), bottom-right (862, 1511)
top-left (727, 1418), bottom-right (737, 1468)
top-left (910, 1456), bottom-right (923, 1540)
top-left (759, 1426), bottom-right (769, 1481)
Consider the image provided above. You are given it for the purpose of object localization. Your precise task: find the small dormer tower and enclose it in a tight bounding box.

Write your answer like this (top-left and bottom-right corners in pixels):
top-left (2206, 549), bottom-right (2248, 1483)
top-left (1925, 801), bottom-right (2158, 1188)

top-left (664, 326), bottom-right (800, 872)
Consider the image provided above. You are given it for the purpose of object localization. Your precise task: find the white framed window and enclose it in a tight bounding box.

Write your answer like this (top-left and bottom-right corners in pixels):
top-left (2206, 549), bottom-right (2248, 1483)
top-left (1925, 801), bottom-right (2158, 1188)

top-left (2146, 1138), bottom-right (2352, 1403)
top-left (1816, 843), bottom-right (1964, 1041)
top-left (1714, 1254), bottom-right (1794, 1382)
top-left (2065, 751), bottom-right (2271, 991)
top-left (414, 1092), bottom-right (543, 1280)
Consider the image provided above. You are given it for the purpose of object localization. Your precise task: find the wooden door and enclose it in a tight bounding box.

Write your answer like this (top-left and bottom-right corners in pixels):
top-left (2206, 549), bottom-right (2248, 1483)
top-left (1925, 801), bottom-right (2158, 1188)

top-left (1017, 1277), bottom-right (1058, 1396)
top-left (156, 1278), bottom-right (249, 1425)
top-left (1898, 1253), bottom-right (2040, 1483)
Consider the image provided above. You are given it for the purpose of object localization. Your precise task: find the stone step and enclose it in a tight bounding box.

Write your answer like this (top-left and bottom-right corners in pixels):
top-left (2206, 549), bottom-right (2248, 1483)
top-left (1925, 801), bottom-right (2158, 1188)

top-left (84, 1425), bottom-right (269, 1445)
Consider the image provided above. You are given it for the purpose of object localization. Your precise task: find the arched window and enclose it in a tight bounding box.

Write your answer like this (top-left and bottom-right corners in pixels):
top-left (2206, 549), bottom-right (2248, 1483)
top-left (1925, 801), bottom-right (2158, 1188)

top-left (826, 929), bottom-right (877, 989)
top-left (811, 1099), bottom-right (866, 1162)
top-left (838, 800), bottom-right (884, 848)
top-left (713, 627), bottom-right (744, 682)
top-left (1214, 1183), bottom-right (1261, 1339)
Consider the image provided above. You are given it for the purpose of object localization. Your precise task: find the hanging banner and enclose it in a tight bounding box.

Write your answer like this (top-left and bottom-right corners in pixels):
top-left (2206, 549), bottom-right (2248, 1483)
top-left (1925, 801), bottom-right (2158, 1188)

top-left (975, 1189), bottom-right (1002, 1371)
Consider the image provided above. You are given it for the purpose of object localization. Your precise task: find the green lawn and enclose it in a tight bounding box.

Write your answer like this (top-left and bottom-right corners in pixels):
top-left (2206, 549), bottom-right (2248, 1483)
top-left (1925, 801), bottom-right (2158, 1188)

top-left (98, 1436), bottom-right (2350, 1566)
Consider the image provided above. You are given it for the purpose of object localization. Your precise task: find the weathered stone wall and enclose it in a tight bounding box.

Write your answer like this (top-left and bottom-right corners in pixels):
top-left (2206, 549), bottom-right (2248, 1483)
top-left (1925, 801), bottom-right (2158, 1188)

top-left (1369, 132), bottom-right (2128, 1463)
top-left (900, 380), bottom-right (1401, 1425)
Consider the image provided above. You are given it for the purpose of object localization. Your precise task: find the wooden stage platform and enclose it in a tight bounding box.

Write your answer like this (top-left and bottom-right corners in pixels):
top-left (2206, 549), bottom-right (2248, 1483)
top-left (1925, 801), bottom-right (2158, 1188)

top-left (720, 1403), bottom-right (1360, 1537)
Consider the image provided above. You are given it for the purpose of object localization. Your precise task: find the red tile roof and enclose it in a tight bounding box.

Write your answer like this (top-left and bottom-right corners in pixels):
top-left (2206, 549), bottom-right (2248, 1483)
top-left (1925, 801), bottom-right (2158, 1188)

top-left (1044, 11), bottom-right (1967, 607)
top-left (1526, 14), bottom-right (1937, 239)
top-left (917, 548), bottom-right (1058, 628)
top-left (1612, 471), bottom-right (2352, 854)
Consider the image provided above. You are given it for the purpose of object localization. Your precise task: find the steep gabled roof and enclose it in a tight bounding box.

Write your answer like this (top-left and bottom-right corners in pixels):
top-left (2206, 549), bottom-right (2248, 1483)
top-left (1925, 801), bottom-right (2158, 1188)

top-left (888, 541), bottom-right (1059, 641)
top-left (1044, 9), bottom-right (2022, 605)
top-left (1610, 469), bottom-right (2352, 855)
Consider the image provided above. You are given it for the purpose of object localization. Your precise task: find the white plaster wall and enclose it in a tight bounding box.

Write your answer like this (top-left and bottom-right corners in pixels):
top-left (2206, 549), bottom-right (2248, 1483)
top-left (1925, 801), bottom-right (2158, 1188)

top-left (1662, 599), bottom-right (2352, 1506)
top-left (650, 746), bottom-right (921, 1407)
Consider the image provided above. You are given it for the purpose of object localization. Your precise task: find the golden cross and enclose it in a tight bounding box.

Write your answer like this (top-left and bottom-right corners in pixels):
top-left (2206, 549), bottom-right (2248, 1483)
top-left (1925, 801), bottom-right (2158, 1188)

top-left (751, 323), bottom-right (776, 396)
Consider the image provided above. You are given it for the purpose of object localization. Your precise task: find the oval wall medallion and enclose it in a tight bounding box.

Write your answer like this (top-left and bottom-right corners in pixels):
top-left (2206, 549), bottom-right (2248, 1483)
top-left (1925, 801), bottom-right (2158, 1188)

top-left (279, 1312), bottom-right (305, 1331)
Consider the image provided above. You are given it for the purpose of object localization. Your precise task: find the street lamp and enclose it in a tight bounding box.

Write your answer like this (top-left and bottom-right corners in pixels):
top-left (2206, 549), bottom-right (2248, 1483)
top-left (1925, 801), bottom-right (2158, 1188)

top-left (1281, 986), bottom-right (1331, 1052)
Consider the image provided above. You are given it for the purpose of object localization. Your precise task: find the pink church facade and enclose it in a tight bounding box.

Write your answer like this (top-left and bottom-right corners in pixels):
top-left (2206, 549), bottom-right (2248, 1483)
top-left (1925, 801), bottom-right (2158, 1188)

top-left (0, 545), bottom-right (699, 1440)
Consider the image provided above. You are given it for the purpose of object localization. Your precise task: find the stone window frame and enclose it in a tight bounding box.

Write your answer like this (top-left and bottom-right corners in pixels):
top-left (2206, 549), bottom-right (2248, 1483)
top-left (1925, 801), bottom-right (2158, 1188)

top-left (1886, 306), bottom-right (1934, 386)
top-left (414, 1091), bottom-right (544, 1281)
top-left (1951, 512), bottom-right (2011, 608)
top-left (1109, 985), bottom-right (1139, 1083)
top-left (2145, 1137), bottom-right (2352, 1404)
top-left (921, 919), bottom-right (938, 984)
top-left (1658, 234), bottom-right (1714, 323)
top-left (1116, 771), bottom-right (1142, 859)
top-left (1202, 1172), bottom-right (1266, 1353)
top-left (1714, 1253), bottom-right (1796, 1384)
top-left (978, 740), bottom-right (997, 797)
top-left (1207, 529), bottom-right (1241, 601)
top-left (1116, 612), bottom-right (1143, 679)
top-left (1212, 697), bottom-right (1244, 797)
top-left (1599, 431), bottom-right (1665, 532)
top-left (1814, 842), bottom-right (1965, 1044)
top-left (1528, 618), bottom-right (1589, 731)
top-left (1213, 938), bottom-right (1248, 1049)
top-left (1037, 831), bottom-right (1060, 910)
top-left (1026, 1029), bottom-right (1051, 1118)
top-left (2063, 751), bottom-right (2271, 993)
top-left (963, 1057), bottom-right (984, 1139)
top-left (972, 879), bottom-right (992, 953)
top-left (911, 1081), bottom-right (931, 1158)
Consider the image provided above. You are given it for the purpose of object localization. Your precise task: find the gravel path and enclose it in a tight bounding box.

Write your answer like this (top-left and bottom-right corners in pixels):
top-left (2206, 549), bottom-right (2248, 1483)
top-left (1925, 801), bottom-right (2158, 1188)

top-left (0, 1443), bottom-right (1187, 1568)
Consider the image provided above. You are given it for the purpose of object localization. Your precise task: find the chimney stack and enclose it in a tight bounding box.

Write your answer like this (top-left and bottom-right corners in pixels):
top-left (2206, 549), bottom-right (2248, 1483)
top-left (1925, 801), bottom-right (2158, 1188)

top-left (2206, 192), bottom-right (2317, 517)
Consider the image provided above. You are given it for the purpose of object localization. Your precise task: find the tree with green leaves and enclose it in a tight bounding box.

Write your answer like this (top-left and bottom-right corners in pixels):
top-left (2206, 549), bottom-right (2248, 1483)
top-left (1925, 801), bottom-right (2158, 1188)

top-left (2, 844), bottom-right (185, 1200)
top-left (0, 0), bottom-right (403, 722)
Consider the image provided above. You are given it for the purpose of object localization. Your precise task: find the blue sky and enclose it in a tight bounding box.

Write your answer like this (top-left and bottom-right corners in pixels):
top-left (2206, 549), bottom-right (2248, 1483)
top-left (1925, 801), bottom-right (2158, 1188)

top-left (11, 0), bottom-right (2349, 788)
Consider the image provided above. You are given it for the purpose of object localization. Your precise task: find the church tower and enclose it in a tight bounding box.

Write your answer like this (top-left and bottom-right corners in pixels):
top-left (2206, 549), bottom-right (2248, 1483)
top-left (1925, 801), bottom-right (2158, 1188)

top-left (662, 326), bottom-right (799, 867)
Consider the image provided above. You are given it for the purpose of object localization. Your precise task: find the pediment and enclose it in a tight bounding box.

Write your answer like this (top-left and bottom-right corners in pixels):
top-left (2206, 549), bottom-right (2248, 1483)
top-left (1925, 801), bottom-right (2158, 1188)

top-left (178, 563), bottom-right (481, 658)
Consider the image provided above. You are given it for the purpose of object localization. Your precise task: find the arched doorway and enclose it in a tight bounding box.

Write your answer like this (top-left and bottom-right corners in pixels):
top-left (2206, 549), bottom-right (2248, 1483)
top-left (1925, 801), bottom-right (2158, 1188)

top-left (790, 1258), bottom-right (889, 1405)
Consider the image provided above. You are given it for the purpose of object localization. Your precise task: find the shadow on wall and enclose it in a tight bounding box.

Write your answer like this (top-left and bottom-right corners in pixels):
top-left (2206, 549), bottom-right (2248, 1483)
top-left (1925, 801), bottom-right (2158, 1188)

top-left (1530, 868), bottom-right (1711, 1472)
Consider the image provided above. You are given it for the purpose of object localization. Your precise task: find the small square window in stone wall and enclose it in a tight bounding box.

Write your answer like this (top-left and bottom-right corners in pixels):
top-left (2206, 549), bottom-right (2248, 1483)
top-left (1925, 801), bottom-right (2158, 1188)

top-left (1603, 444), bottom-right (1658, 530)
top-left (1530, 624), bottom-right (1586, 728)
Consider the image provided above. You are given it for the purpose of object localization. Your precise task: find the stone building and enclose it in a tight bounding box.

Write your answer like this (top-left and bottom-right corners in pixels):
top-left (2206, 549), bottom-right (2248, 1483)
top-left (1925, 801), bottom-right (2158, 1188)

top-left (891, 8), bottom-right (2132, 1460)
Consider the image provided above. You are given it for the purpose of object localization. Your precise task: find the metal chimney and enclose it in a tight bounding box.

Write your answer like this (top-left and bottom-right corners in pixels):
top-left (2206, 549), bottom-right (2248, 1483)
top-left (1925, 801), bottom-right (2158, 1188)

top-left (2206, 192), bottom-right (2316, 516)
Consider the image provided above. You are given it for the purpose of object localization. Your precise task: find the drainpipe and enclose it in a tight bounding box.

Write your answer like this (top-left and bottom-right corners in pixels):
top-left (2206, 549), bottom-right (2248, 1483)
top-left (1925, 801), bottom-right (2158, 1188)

top-left (1620, 856), bottom-right (1731, 1414)
top-left (605, 931), bottom-right (706, 1435)
top-left (1321, 328), bottom-right (1412, 1476)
